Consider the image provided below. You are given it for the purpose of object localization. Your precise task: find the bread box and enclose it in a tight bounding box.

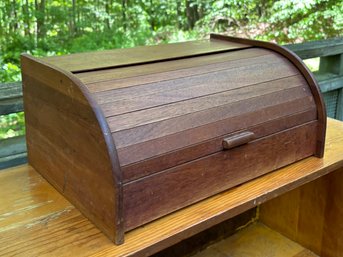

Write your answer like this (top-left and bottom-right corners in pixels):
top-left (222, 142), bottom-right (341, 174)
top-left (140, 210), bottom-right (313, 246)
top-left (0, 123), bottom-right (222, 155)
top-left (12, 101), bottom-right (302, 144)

top-left (21, 34), bottom-right (326, 244)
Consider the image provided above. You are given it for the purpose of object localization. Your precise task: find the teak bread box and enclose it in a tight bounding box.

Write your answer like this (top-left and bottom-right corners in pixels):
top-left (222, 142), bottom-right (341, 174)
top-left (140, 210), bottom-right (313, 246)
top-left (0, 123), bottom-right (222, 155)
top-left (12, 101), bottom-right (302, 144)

top-left (21, 34), bottom-right (326, 244)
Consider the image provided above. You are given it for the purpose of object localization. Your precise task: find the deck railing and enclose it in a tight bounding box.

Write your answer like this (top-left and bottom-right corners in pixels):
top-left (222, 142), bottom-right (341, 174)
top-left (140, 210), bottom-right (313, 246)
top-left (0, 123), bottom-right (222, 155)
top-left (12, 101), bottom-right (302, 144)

top-left (0, 37), bottom-right (343, 169)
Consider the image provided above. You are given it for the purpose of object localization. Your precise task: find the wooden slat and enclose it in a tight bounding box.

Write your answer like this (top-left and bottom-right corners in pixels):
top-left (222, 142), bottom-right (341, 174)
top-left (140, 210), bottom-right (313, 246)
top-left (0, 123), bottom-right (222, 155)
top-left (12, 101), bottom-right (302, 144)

top-left (23, 77), bottom-right (118, 238)
top-left (85, 48), bottom-right (271, 92)
top-left (0, 135), bottom-right (27, 170)
top-left (42, 39), bottom-right (250, 73)
top-left (21, 54), bottom-right (124, 243)
top-left (314, 72), bottom-right (343, 93)
top-left (116, 88), bottom-right (314, 166)
top-left (107, 71), bottom-right (300, 132)
top-left (0, 118), bottom-right (342, 257)
top-left (118, 96), bottom-right (315, 166)
top-left (97, 55), bottom-right (288, 117)
top-left (260, 167), bottom-right (343, 257)
top-left (93, 52), bottom-right (278, 105)
top-left (284, 37), bottom-right (343, 59)
top-left (0, 82), bottom-right (23, 115)
top-left (78, 48), bottom-right (269, 86)
top-left (112, 77), bottom-right (309, 148)
top-left (123, 121), bottom-right (318, 231)
top-left (211, 34), bottom-right (327, 158)
top-left (103, 58), bottom-right (298, 119)
top-left (193, 223), bottom-right (318, 257)
top-left (121, 107), bottom-right (317, 181)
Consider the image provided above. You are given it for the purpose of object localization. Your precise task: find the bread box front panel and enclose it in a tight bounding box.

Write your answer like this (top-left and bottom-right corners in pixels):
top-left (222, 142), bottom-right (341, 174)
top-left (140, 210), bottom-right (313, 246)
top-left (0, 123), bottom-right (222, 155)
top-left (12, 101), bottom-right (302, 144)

top-left (21, 34), bottom-right (326, 244)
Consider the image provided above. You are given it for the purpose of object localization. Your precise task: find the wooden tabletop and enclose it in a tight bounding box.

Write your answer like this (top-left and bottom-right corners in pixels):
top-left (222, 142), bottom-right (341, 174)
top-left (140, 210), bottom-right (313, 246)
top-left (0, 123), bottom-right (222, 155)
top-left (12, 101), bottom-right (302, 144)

top-left (1, 118), bottom-right (343, 257)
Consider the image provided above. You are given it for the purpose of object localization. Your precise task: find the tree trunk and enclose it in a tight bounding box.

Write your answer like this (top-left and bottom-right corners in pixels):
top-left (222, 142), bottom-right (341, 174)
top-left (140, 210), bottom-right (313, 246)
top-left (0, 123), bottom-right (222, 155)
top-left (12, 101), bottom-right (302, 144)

top-left (23, 0), bottom-right (31, 36)
top-left (12, 0), bottom-right (18, 31)
top-left (185, 0), bottom-right (199, 30)
top-left (35, 0), bottom-right (46, 40)
top-left (122, 0), bottom-right (127, 30)
top-left (176, 1), bottom-right (181, 29)
top-left (71, 0), bottom-right (76, 36)
top-left (105, 0), bottom-right (111, 30)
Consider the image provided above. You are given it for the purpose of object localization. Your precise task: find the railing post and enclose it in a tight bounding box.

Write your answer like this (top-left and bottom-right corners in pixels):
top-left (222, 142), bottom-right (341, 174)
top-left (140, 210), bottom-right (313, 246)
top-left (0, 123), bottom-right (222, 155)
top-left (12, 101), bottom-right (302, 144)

top-left (319, 54), bottom-right (343, 120)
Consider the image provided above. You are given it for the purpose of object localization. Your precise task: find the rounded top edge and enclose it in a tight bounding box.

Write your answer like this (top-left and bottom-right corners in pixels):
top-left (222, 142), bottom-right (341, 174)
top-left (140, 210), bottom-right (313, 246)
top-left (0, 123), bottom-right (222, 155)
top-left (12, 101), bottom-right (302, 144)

top-left (210, 34), bottom-right (326, 157)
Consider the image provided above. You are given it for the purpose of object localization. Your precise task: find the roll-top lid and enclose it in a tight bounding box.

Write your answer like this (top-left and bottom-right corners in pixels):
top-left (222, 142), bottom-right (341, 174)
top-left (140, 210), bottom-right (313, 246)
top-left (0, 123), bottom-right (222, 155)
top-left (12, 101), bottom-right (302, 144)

top-left (39, 35), bottom-right (323, 183)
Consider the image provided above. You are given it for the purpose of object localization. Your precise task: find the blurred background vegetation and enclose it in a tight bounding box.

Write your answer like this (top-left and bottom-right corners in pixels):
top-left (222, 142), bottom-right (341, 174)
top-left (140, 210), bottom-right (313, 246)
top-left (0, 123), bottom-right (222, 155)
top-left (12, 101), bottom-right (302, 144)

top-left (0, 0), bottom-right (342, 138)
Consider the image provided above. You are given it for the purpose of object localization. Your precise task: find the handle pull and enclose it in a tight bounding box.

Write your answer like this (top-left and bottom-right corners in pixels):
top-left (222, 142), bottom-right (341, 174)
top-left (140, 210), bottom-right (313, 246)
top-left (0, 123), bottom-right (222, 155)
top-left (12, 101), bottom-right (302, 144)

top-left (222, 131), bottom-right (255, 150)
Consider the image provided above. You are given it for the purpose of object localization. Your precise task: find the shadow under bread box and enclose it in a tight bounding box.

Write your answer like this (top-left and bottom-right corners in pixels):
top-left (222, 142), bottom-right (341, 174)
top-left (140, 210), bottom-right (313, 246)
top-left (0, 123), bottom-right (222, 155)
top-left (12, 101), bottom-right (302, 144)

top-left (21, 34), bottom-right (326, 245)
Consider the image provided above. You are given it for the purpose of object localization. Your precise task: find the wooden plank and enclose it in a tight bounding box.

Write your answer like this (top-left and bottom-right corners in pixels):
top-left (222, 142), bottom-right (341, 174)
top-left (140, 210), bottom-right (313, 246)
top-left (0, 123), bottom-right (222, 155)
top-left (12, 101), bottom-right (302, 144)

top-left (315, 72), bottom-right (343, 93)
top-left (319, 54), bottom-right (343, 76)
top-left (0, 136), bottom-right (27, 170)
top-left (119, 103), bottom-right (315, 168)
top-left (153, 208), bottom-right (257, 257)
top-left (193, 223), bottom-right (318, 257)
top-left (97, 55), bottom-right (292, 117)
top-left (260, 167), bottom-right (343, 257)
top-left (112, 81), bottom-right (310, 148)
top-left (82, 48), bottom-right (271, 90)
top-left (284, 37), bottom-right (343, 59)
top-left (123, 121), bottom-right (318, 231)
top-left (117, 90), bottom-right (314, 167)
top-left (42, 39), bottom-right (250, 73)
top-left (93, 52), bottom-right (279, 105)
top-left (87, 48), bottom-right (272, 93)
top-left (0, 82), bottom-right (23, 115)
top-left (336, 88), bottom-right (343, 120)
top-left (0, 135), bottom-right (26, 158)
top-left (121, 107), bottom-right (316, 181)
top-left (0, 82), bottom-right (22, 100)
top-left (107, 73), bottom-right (301, 132)
top-left (23, 76), bottom-right (119, 242)
top-left (21, 54), bottom-right (124, 243)
top-left (0, 118), bottom-right (342, 257)
top-left (103, 59), bottom-right (299, 119)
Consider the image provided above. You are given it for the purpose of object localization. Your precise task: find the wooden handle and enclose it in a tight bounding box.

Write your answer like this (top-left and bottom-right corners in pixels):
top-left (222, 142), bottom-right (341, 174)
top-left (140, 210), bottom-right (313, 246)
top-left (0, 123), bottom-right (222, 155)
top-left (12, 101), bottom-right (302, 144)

top-left (222, 131), bottom-right (255, 150)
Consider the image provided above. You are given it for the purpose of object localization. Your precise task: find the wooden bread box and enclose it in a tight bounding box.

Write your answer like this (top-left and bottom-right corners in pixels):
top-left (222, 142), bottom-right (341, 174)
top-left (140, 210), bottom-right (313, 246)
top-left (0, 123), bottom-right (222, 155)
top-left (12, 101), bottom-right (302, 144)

top-left (21, 34), bottom-right (326, 245)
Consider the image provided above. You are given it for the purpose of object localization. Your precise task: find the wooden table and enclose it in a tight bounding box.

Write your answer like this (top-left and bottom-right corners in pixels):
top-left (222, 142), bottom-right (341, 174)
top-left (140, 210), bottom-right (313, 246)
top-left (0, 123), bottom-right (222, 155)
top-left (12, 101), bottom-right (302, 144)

top-left (1, 118), bottom-right (343, 257)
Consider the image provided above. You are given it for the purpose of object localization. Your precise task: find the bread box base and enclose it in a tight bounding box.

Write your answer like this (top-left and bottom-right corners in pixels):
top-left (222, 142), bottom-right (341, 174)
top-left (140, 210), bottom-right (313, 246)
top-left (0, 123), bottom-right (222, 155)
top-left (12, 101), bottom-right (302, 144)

top-left (21, 34), bottom-right (326, 244)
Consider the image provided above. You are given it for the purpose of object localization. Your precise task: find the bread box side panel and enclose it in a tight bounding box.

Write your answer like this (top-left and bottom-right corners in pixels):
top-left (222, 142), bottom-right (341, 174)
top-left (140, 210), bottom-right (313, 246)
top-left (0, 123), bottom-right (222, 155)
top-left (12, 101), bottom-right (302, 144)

top-left (21, 54), bottom-right (124, 244)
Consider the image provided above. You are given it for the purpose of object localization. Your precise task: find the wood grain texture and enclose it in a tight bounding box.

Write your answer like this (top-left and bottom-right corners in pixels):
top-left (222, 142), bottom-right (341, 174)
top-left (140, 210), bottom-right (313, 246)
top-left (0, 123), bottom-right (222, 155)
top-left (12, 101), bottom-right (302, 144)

top-left (121, 108), bottom-right (317, 182)
top-left (93, 52), bottom-right (280, 106)
top-left (116, 87), bottom-right (315, 171)
top-left (104, 59), bottom-right (299, 122)
top-left (260, 166), bottom-right (343, 257)
top-left (210, 34), bottom-right (326, 157)
top-left (123, 121), bottom-right (318, 231)
top-left (83, 48), bottom-right (271, 91)
top-left (42, 39), bottom-right (250, 73)
top-left (193, 223), bottom-right (318, 257)
top-left (0, 118), bottom-right (342, 257)
top-left (107, 75), bottom-right (302, 133)
top-left (99, 55), bottom-right (298, 117)
top-left (222, 131), bottom-right (255, 150)
top-left (21, 35), bottom-right (327, 246)
top-left (21, 54), bottom-right (124, 244)
top-left (112, 77), bottom-right (311, 150)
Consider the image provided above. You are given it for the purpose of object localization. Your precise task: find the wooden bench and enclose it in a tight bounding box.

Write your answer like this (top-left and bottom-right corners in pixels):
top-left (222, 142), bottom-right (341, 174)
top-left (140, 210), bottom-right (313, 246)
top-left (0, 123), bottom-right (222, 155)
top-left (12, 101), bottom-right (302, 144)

top-left (1, 37), bottom-right (343, 256)
top-left (0, 118), bottom-right (343, 256)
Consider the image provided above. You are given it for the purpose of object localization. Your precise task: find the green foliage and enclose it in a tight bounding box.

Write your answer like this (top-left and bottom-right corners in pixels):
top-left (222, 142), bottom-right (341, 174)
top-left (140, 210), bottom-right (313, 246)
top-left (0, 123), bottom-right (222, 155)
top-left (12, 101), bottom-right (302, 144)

top-left (0, 112), bottom-right (25, 139)
top-left (0, 0), bottom-right (341, 83)
top-left (263, 0), bottom-right (343, 42)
